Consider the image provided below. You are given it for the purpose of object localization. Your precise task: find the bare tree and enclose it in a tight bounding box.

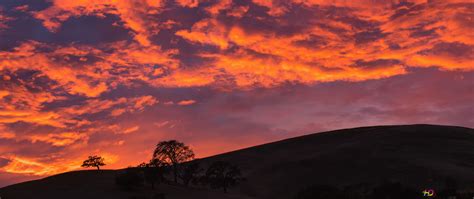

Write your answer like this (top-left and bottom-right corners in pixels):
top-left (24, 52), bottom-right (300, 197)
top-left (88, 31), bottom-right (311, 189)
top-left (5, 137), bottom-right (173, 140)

top-left (152, 140), bottom-right (195, 184)
top-left (81, 155), bottom-right (105, 170)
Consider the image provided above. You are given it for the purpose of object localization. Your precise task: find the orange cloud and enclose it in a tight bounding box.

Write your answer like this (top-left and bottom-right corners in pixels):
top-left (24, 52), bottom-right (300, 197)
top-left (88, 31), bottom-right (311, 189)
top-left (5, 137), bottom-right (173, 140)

top-left (0, 153), bottom-right (119, 176)
top-left (252, 0), bottom-right (427, 17)
top-left (0, 42), bottom-right (108, 98)
top-left (0, 90), bottom-right (8, 99)
top-left (176, 0), bottom-right (199, 8)
top-left (0, 132), bottom-right (15, 139)
top-left (0, 10), bottom-right (13, 30)
top-left (175, 23), bottom-right (407, 87)
top-left (132, 95), bottom-right (158, 110)
top-left (33, 0), bottom-right (164, 46)
top-left (176, 18), bottom-right (230, 49)
top-left (0, 125), bottom-right (15, 139)
top-left (29, 132), bottom-right (88, 147)
top-left (110, 108), bottom-right (127, 117)
top-left (0, 111), bottom-right (65, 128)
top-left (172, 0), bottom-right (472, 89)
top-left (154, 67), bottom-right (218, 88)
top-left (0, 40), bottom-right (177, 97)
top-left (120, 125), bottom-right (140, 134)
top-left (1, 156), bottom-right (55, 175)
top-left (63, 98), bottom-right (127, 116)
top-left (58, 95), bottom-right (157, 128)
top-left (177, 99), bottom-right (197, 106)
top-left (10, 0), bottom-right (469, 92)
top-left (205, 0), bottom-right (232, 15)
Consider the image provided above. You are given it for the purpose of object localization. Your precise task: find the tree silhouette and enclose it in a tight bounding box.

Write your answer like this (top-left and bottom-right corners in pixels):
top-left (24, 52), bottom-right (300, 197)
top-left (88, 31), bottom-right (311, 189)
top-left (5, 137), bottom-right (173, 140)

top-left (139, 159), bottom-right (167, 189)
top-left (203, 161), bottom-right (243, 193)
top-left (137, 162), bottom-right (148, 168)
top-left (152, 140), bottom-right (195, 184)
top-left (179, 162), bottom-right (202, 187)
top-left (81, 155), bottom-right (105, 170)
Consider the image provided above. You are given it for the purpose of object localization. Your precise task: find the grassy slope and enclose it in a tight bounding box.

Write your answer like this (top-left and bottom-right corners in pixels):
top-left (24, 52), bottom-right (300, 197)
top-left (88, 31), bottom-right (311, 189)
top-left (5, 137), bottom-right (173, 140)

top-left (1, 124), bottom-right (473, 199)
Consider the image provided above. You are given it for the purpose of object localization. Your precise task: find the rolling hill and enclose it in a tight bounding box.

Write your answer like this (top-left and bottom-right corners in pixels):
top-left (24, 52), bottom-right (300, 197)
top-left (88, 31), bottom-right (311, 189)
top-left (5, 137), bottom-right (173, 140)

top-left (1, 124), bottom-right (474, 199)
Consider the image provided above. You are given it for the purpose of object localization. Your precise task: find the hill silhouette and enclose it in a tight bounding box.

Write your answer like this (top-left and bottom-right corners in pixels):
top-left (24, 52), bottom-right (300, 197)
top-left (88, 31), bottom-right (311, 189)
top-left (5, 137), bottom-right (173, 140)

top-left (1, 124), bottom-right (473, 199)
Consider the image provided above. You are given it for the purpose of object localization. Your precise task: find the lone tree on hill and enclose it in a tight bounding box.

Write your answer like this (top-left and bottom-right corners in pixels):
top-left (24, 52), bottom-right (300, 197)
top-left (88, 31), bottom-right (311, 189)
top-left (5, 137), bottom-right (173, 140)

top-left (153, 140), bottom-right (195, 184)
top-left (203, 161), bottom-right (244, 193)
top-left (81, 155), bottom-right (106, 170)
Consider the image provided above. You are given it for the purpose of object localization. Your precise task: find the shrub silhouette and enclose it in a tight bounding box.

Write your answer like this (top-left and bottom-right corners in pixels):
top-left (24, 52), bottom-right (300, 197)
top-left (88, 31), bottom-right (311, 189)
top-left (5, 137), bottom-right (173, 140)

top-left (179, 162), bottom-right (202, 187)
top-left (81, 155), bottom-right (105, 170)
top-left (203, 161), bottom-right (243, 193)
top-left (152, 140), bottom-right (194, 184)
top-left (115, 168), bottom-right (144, 191)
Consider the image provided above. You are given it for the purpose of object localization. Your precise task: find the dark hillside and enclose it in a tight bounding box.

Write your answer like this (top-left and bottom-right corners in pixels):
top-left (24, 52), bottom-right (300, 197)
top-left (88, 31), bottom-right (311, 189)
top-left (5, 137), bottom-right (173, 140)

top-left (198, 124), bottom-right (474, 198)
top-left (1, 124), bottom-right (473, 199)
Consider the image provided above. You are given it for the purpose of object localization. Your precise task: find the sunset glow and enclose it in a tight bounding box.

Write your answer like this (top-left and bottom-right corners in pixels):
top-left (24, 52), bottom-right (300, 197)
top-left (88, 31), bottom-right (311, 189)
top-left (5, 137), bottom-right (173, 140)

top-left (0, 0), bottom-right (473, 187)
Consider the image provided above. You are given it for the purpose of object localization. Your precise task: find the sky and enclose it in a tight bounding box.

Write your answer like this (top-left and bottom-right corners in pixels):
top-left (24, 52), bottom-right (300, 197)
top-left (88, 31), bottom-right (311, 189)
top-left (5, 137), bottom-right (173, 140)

top-left (0, 0), bottom-right (473, 187)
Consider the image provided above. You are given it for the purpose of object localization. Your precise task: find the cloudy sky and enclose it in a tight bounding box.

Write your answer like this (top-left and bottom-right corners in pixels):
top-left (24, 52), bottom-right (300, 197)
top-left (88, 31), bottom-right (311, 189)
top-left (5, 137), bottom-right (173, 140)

top-left (0, 0), bottom-right (473, 187)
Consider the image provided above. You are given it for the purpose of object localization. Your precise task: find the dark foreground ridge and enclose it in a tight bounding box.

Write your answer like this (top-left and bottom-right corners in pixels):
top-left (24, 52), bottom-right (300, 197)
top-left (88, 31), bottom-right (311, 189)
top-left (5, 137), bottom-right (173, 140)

top-left (1, 124), bottom-right (474, 199)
